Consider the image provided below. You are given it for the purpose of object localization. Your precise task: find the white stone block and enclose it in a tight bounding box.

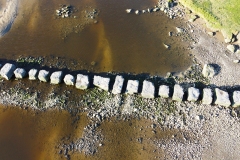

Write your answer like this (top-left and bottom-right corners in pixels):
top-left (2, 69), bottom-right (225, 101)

top-left (64, 74), bottom-right (75, 86)
top-left (233, 91), bottom-right (240, 107)
top-left (50, 71), bottom-right (64, 84)
top-left (187, 87), bottom-right (200, 102)
top-left (159, 85), bottom-right (170, 98)
top-left (126, 80), bottom-right (139, 94)
top-left (172, 84), bottom-right (184, 102)
top-left (38, 70), bottom-right (50, 82)
top-left (93, 75), bottom-right (110, 91)
top-left (215, 88), bottom-right (231, 107)
top-left (112, 75), bottom-right (124, 94)
top-left (0, 63), bottom-right (16, 80)
top-left (14, 68), bottom-right (27, 79)
top-left (28, 69), bottom-right (38, 80)
top-left (75, 74), bottom-right (89, 90)
top-left (202, 88), bottom-right (213, 104)
top-left (141, 80), bottom-right (155, 98)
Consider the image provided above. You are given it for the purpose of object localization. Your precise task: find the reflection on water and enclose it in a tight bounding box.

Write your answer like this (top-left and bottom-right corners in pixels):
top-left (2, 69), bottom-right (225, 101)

top-left (0, 0), bottom-right (191, 75)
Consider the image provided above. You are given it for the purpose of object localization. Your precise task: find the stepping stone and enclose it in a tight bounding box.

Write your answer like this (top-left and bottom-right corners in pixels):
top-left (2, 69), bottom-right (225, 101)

top-left (187, 87), bottom-right (200, 102)
top-left (215, 88), bottom-right (231, 107)
top-left (172, 84), bottom-right (184, 102)
top-left (75, 74), bottom-right (89, 90)
top-left (50, 71), bottom-right (64, 84)
top-left (0, 63), bottom-right (16, 80)
top-left (93, 75), bottom-right (110, 91)
top-left (126, 80), bottom-right (139, 94)
top-left (112, 75), bottom-right (124, 94)
top-left (28, 69), bottom-right (38, 80)
top-left (202, 88), bottom-right (213, 105)
top-left (159, 85), bottom-right (170, 98)
top-left (233, 91), bottom-right (240, 107)
top-left (141, 80), bottom-right (155, 98)
top-left (64, 74), bottom-right (75, 86)
top-left (38, 70), bottom-right (50, 82)
top-left (14, 68), bottom-right (27, 79)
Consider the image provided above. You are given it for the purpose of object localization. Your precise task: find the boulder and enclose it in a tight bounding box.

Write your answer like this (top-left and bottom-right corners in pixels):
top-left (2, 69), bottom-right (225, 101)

top-left (64, 74), bottom-right (75, 86)
top-left (233, 91), bottom-right (240, 107)
top-left (202, 88), bottom-right (213, 104)
top-left (153, 7), bottom-right (160, 12)
top-left (159, 85), bottom-right (170, 98)
top-left (126, 9), bottom-right (132, 13)
top-left (93, 75), bottom-right (110, 91)
top-left (215, 88), bottom-right (231, 107)
top-left (126, 80), bottom-right (139, 94)
top-left (227, 44), bottom-right (236, 53)
top-left (38, 70), bottom-right (50, 82)
top-left (202, 64), bottom-right (217, 78)
top-left (0, 63), bottom-right (16, 80)
top-left (141, 80), bottom-right (155, 98)
top-left (176, 27), bottom-right (184, 33)
top-left (14, 68), bottom-right (27, 79)
top-left (172, 84), bottom-right (184, 102)
top-left (112, 75), bottom-right (124, 94)
top-left (135, 10), bottom-right (140, 15)
top-left (50, 71), bottom-right (64, 84)
top-left (187, 87), bottom-right (200, 102)
top-left (28, 69), bottom-right (38, 80)
top-left (75, 74), bottom-right (89, 90)
top-left (207, 32), bottom-right (215, 36)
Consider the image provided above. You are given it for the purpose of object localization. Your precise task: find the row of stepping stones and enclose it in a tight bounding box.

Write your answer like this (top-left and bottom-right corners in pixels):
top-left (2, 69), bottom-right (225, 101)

top-left (0, 63), bottom-right (240, 107)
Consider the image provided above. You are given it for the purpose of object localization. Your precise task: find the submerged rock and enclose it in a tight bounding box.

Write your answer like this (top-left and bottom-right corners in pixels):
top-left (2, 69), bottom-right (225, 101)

top-left (0, 63), bottom-right (16, 80)
top-left (75, 74), bottom-right (89, 90)
top-left (14, 68), bottom-right (27, 79)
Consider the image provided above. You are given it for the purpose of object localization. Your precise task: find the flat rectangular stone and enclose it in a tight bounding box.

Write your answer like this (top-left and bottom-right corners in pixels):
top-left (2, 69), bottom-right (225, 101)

top-left (38, 70), bottom-right (50, 82)
top-left (112, 75), bottom-right (124, 94)
top-left (75, 74), bottom-right (89, 90)
top-left (141, 80), bottom-right (155, 98)
top-left (126, 80), bottom-right (139, 94)
top-left (187, 87), bottom-right (200, 102)
top-left (233, 91), bottom-right (240, 107)
top-left (159, 85), bottom-right (170, 98)
top-left (172, 84), bottom-right (184, 102)
top-left (202, 88), bottom-right (212, 104)
top-left (64, 74), bottom-right (75, 86)
top-left (50, 71), bottom-right (64, 84)
top-left (28, 69), bottom-right (38, 80)
top-left (14, 68), bottom-right (27, 79)
top-left (215, 88), bottom-right (231, 107)
top-left (93, 75), bottom-right (110, 91)
top-left (0, 63), bottom-right (16, 80)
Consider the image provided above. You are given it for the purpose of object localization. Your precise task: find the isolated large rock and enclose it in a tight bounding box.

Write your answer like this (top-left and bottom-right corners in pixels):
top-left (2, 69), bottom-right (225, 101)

top-left (215, 88), bottom-right (231, 107)
top-left (50, 71), bottom-right (64, 84)
top-left (202, 64), bottom-right (217, 78)
top-left (14, 68), bottom-right (27, 79)
top-left (64, 74), bottom-right (75, 86)
top-left (159, 85), bottom-right (170, 98)
top-left (75, 74), bottom-right (89, 90)
top-left (202, 88), bottom-right (213, 104)
top-left (0, 63), bottom-right (16, 80)
top-left (227, 44), bottom-right (236, 53)
top-left (112, 75), bottom-right (124, 94)
top-left (141, 80), bottom-right (155, 98)
top-left (38, 70), bottom-right (50, 82)
top-left (233, 91), bottom-right (240, 107)
top-left (28, 69), bottom-right (38, 80)
top-left (93, 75), bottom-right (110, 91)
top-left (126, 80), bottom-right (139, 94)
top-left (172, 84), bottom-right (184, 102)
top-left (187, 87), bottom-right (200, 102)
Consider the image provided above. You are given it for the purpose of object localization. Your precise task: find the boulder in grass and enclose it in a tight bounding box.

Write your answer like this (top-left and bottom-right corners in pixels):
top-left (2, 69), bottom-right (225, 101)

top-left (64, 74), bottom-right (75, 86)
top-left (159, 85), bottom-right (170, 98)
top-left (172, 84), bottom-right (184, 102)
top-left (215, 88), bottom-right (231, 107)
top-left (75, 74), bottom-right (89, 90)
top-left (141, 80), bottom-right (155, 98)
top-left (50, 71), bottom-right (64, 84)
top-left (187, 87), bottom-right (200, 102)
top-left (0, 63), bottom-right (16, 80)
top-left (112, 75), bottom-right (124, 94)
top-left (232, 91), bottom-right (240, 107)
top-left (93, 75), bottom-right (110, 91)
top-left (14, 68), bottom-right (27, 79)
top-left (126, 80), bottom-right (139, 94)
top-left (202, 88), bottom-right (213, 105)
top-left (28, 69), bottom-right (38, 80)
top-left (38, 70), bottom-right (50, 82)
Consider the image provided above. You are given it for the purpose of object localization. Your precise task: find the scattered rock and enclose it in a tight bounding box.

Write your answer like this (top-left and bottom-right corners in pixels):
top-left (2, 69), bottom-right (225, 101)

top-left (202, 64), bottom-right (217, 78)
top-left (28, 69), bottom-right (38, 80)
top-left (215, 88), bottom-right (231, 107)
top-left (56, 5), bottom-right (72, 18)
top-left (64, 74), bottom-right (75, 85)
top-left (188, 15), bottom-right (198, 22)
top-left (163, 43), bottom-right (170, 49)
top-left (14, 68), bottom-right (27, 79)
top-left (50, 71), bottom-right (64, 84)
top-left (233, 91), bottom-right (240, 107)
top-left (202, 88), bottom-right (213, 104)
top-left (172, 84), bottom-right (184, 102)
top-left (126, 9), bottom-right (132, 13)
top-left (233, 60), bottom-right (239, 63)
top-left (176, 27), bottom-right (184, 33)
top-left (0, 63), bottom-right (16, 80)
top-left (141, 80), bottom-right (155, 98)
top-left (135, 10), bottom-right (140, 15)
top-left (126, 80), bottom-right (139, 94)
top-left (235, 49), bottom-right (240, 54)
top-left (159, 85), bottom-right (170, 98)
top-left (112, 75), bottom-right (124, 94)
top-left (187, 87), bottom-right (200, 102)
top-left (75, 74), bottom-right (89, 90)
top-left (227, 44), bottom-right (236, 53)
top-left (169, 32), bottom-right (172, 36)
top-left (38, 70), bottom-right (50, 82)
top-left (153, 7), bottom-right (160, 12)
top-left (93, 76), bottom-right (110, 91)
top-left (207, 32), bottom-right (215, 36)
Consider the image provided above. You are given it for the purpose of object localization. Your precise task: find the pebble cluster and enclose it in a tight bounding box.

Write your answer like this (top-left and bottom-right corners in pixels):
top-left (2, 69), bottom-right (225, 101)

top-left (56, 5), bottom-right (72, 18)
